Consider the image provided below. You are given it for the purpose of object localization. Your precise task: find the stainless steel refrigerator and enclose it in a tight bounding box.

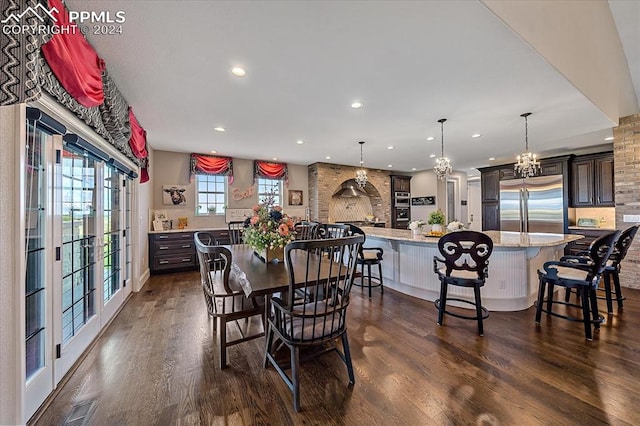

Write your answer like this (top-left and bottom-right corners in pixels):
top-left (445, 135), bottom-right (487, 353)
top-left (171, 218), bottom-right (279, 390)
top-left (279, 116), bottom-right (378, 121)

top-left (499, 175), bottom-right (564, 233)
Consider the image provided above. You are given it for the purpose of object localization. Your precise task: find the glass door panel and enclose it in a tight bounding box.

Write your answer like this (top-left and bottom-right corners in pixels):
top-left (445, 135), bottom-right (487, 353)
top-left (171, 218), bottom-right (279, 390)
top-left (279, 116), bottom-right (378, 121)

top-left (103, 165), bottom-right (121, 303)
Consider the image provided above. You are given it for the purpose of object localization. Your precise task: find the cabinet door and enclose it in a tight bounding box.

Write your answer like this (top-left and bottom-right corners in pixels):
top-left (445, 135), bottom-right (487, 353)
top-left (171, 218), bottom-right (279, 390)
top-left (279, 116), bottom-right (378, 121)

top-left (482, 202), bottom-right (500, 231)
top-left (481, 170), bottom-right (500, 202)
top-left (571, 159), bottom-right (594, 206)
top-left (392, 176), bottom-right (411, 192)
top-left (595, 156), bottom-right (614, 206)
top-left (540, 160), bottom-right (563, 176)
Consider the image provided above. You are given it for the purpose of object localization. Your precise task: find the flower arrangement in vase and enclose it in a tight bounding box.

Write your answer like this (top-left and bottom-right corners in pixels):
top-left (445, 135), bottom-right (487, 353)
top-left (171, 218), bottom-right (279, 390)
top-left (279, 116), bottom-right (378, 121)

top-left (242, 192), bottom-right (296, 262)
top-left (428, 209), bottom-right (446, 235)
top-left (408, 220), bottom-right (426, 235)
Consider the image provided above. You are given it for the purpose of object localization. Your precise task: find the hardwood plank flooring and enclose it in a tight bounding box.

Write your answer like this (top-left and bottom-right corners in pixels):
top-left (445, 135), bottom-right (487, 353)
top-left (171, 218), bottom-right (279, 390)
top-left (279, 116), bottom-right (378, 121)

top-left (31, 271), bottom-right (640, 425)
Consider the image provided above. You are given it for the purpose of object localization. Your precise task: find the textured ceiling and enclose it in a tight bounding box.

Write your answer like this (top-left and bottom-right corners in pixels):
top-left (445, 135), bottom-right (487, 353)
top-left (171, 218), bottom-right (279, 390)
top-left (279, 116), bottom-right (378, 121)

top-left (65, 1), bottom-right (637, 175)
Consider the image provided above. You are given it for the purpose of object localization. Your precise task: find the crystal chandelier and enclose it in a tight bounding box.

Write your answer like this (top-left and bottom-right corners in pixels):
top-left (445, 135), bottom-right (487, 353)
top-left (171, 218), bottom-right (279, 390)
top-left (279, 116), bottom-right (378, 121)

top-left (355, 141), bottom-right (368, 188)
top-left (514, 112), bottom-right (540, 178)
top-left (434, 118), bottom-right (452, 181)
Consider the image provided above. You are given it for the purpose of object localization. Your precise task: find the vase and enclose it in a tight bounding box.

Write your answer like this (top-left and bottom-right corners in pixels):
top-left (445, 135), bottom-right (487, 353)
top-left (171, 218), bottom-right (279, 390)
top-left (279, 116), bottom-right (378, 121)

top-left (431, 224), bottom-right (443, 233)
top-left (254, 246), bottom-right (285, 263)
top-left (412, 228), bottom-right (422, 236)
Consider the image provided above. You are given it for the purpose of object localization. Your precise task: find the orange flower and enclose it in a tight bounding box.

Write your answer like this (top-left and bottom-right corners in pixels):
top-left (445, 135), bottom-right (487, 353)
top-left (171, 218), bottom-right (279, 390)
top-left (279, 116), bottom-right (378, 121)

top-left (278, 223), bottom-right (289, 236)
top-left (252, 204), bottom-right (261, 212)
top-left (250, 216), bottom-right (259, 225)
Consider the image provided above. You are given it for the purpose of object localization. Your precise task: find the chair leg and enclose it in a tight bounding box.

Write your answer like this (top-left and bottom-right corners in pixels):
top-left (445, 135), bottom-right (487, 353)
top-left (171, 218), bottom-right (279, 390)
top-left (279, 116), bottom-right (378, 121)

top-left (360, 263), bottom-right (365, 289)
top-left (263, 324), bottom-right (274, 369)
top-left (217, 316), bottom-right (228, 369)
top-left (474, 285), bottom-right (484, 336)
top-left (535, 278), bottom-right (545, 323)
top-left (603, 270), bottom-right (614, 314)
top-left (291, 346), bottom-right (301, 412)
top-left (341, 332), bottom-right (355, 385)
top-left (378, 262), bottom-right (384, 294)
top-left (546, 283), bottom-right (555, 313)
top-left (612, 270), bottom-right (624, 309)
top-left (437, 279), bottom-right (448, 326)
top-left (564, 288), bottom-right (572, 303)
top-left (367, 264), bottom-right (373, 298)
top-left (581, 289), bottom-right (593, 341)
top-left (589, 288), bottom-right (601, 330)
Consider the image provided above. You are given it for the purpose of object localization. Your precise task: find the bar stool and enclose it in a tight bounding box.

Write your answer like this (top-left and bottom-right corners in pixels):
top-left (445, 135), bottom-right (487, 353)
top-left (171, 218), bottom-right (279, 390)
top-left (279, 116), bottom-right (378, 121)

top-left (535, 230), bottom-right (620, 340)
top-left (348, 225), bottom-right (384, 297)
top-left (433, 231), bottom-right (493, 336)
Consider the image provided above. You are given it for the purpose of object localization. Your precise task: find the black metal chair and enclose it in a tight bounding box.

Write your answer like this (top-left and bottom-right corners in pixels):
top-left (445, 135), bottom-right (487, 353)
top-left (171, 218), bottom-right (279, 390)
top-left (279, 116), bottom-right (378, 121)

top-left (563, 225), bottom-right (638, 313)
top-left (228, 221), bottom-right (245, 244)
top-left (348, 224), bottom-right (384, 297)
top-left (263, 235), bottom-right (364, 412)
top-left (293, 221), bottom-right (319, 240)
top-left (433, 231), bottom-right (494, 336)
top-left (317, 223), bottom-right (351, 239)
top-left (194, 232), bottom-right (264, 368)
top-left (535, 230), bottom-right (620, 340)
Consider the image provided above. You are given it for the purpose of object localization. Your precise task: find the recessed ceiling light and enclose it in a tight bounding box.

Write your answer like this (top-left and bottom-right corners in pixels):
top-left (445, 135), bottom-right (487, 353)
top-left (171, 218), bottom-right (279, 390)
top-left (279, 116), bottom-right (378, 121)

top-left (231, 67), bottom-right (246, 77)
top-left (296, 140), bottom-right (304, 144)
top-left (427, 137), bottom-right (435, 141)
top-left (351, 101), bottom-right (363, 109)
top-left (325, 156), bottom-right (331, 160)
top-left (604, 136), bottom-right (614, 141)
top-left (272, 157), bottom-right (278, 161)
top-left (411, 168), bottom-right (417, 171)
top-left (387, 146), bottom-right (394, 150)
top-left (387, 164), bottom-right (393, 168)
top-left (489, 157), bottom-right (495, 161)
top-left (214, 127), bottom-right (225, 132)
top-left (430, 154), bottom-right (436, 158)
top-left (211, 150), bottom-right (217, 154)
top-left (472, 133), bottom-right (482, 138)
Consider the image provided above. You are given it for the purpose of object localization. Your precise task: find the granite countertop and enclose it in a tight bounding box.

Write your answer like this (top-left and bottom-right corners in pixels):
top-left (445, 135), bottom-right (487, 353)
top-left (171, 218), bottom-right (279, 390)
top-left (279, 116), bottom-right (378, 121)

top-left (360, 227), bottom-right (583, 248)
top-left (148, 227), bottom-right (228, 234)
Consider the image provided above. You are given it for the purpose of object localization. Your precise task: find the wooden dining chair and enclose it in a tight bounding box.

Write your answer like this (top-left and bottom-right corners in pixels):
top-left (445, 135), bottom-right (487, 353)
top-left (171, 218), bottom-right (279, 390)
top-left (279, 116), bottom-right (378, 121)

top-left (263, 235), bottom-right (364, 412)
top-left (228, 221), bottom-right (245, 244)
top-left (194, 232), bottom-right (264, 368)
top-left (293, 221), bottom-right (319, 240)
top-left (535, 230), bottom-right (620, 340)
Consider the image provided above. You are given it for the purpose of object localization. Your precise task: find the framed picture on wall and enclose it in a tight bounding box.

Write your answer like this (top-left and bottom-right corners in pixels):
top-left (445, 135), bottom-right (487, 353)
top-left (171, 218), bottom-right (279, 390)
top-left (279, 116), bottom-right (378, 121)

top-left (288, 190), bottom-right (303, 206)
top-left (162, 185), bottom-right (187, 205)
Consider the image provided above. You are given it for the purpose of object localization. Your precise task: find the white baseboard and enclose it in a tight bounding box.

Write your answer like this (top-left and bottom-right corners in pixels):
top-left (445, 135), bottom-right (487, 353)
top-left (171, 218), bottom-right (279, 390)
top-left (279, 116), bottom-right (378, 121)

top-left (137, 269), bottom-right (150, 292)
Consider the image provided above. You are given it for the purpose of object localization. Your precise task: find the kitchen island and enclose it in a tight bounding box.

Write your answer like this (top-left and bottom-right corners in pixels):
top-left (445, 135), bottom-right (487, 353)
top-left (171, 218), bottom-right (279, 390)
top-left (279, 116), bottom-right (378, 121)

top-left (360, 227), bottom-right (583, 311)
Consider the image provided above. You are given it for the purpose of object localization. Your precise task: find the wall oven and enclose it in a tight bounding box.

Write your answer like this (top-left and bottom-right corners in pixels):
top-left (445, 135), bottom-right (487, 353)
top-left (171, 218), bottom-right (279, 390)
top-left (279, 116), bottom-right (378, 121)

top-left (394, 191), bottom-right (411, 207)
top-left (395, 207), bottom-right (410, 222)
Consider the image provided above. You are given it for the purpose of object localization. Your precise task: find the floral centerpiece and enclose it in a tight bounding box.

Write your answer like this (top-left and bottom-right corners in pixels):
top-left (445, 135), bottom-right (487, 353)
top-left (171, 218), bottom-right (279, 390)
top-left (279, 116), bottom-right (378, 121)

top-left (447, 221), bottom-right (466, 232)
top-left (242, 194), bottom-right (295, 263)
top-left (408, 220), bottom-right (426, 235)
top-left (428, 209), bottom-right (446, 235)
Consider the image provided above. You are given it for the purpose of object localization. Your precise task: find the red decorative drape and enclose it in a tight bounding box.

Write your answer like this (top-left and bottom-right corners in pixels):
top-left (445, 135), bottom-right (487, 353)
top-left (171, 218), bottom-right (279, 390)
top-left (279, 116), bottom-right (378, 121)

top-left (41, 0), bottom-right (105, 107)
top-left (140, 158), bottom-right (150, 184)
top-left (190, 154), bottom-right (234, 184)
top-left (128, 108), bottom-right (148, 159)
top-left (254, 160), bottom-right (288, 186)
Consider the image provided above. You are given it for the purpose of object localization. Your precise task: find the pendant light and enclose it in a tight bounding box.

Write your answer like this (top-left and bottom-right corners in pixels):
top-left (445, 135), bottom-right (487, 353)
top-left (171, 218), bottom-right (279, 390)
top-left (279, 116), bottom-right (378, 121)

top-left (434, 118), bottom-right (452, 181)
top-left (355, 141), bottom-right (368, 189)
top-left (514, 112), bottom-right (540, 178)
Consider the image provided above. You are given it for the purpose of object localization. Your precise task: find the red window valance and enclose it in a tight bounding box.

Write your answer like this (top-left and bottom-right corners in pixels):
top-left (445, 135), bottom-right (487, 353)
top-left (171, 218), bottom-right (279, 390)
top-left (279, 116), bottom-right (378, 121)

top-left (128, 108), bottom-right (148, 159)
top-left (41, 0), bottom-right (105, 107)
top-left (190, 154), bottom-right (234, 184)
top-left (254, 160), bottom-right (288, 186)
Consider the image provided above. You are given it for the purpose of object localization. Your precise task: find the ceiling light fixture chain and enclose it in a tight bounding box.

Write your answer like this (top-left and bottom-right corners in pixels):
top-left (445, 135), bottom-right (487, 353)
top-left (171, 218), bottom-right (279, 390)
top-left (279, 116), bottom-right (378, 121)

top-left (514, 112), bottom-right (540, 178)
top-left (434, 118), bottom-right (452, 181)
top-left (355, 141), bottom-right (368, 189)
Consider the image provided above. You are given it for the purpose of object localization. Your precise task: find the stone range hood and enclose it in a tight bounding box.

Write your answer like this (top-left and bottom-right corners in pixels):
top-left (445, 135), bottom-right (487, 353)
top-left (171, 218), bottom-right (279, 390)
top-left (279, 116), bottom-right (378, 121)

top-left (308, 162), bottom-right (392, 226)
top-left (332, 179), bottom-right (370, 198)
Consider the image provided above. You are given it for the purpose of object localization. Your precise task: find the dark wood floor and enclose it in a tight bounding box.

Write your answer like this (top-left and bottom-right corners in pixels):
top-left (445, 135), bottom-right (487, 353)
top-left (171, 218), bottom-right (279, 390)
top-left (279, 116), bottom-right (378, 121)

top-left (32, 271), bottom-right (640, 425)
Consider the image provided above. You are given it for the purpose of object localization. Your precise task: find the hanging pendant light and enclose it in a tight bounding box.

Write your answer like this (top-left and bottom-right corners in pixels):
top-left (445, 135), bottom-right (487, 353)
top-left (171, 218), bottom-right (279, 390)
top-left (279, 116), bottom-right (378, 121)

top-left (355, 141), bottom-right (368, 189)
top-left (514, 112), bottom-right (540, 178)
top-left (433, 118), bottom-right (452, 181)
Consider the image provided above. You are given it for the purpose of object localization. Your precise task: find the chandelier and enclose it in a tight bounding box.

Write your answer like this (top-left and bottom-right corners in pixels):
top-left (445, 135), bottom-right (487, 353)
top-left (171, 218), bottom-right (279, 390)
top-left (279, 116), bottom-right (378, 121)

top-left (514, 112), bottom-right (540, 178)
top-left (434, 118), bottom-right (452, 181)
top-left (355, 141), bottom-right (368, 188)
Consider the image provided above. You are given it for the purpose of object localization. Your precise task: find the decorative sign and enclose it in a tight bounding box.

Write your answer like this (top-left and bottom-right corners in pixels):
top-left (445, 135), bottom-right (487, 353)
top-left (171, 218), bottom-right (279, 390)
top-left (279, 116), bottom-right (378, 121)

top-left (411, 196), bottom-right (436, 206)
top-left (231, 185), bottom-right (256, 201)
top-left (225, 208), bottom-right (254, 223)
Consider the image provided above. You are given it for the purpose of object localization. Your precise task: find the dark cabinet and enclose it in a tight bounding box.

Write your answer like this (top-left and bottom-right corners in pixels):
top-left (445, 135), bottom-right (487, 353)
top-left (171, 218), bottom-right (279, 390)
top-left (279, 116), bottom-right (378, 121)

top-left (566, 228), bottom-right (611, 256)
top-left (482, 202), bottom-right (500, 231)
top-left (481, 170), bottom-right (500, 202)
top-left (391, 175), bottom-right (411, 193)
top-left (570, 152), bottom-right (614, 207)
top-left (390, 175), bottom-right (411, 229)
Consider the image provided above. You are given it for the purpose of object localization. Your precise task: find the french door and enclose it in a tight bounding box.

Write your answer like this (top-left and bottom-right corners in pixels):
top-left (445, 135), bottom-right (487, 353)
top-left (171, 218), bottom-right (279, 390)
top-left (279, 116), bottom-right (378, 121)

top-left (23, 113), bottom-right (132, 419)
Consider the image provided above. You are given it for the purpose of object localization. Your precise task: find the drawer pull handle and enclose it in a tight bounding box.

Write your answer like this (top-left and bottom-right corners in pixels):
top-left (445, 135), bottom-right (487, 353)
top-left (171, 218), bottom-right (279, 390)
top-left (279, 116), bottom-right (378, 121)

top-left (181, 258), bottom-right (191, 262)
top-left (159, 246), bottom-right (169, 250)
top-left (159, 260), bottom-right (169, 264)
top-left (182, 235), bottom-right (190, 238)
top-left (158, 235), bottom-right (168, 239)
top-left (181, 244), bottom-right (191, 248)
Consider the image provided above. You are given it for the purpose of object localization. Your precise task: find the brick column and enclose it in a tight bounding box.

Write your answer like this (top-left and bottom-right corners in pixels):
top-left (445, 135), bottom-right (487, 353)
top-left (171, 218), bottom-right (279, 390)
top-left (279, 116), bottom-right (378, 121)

top-left (614, 113), bottom-right (640, 289)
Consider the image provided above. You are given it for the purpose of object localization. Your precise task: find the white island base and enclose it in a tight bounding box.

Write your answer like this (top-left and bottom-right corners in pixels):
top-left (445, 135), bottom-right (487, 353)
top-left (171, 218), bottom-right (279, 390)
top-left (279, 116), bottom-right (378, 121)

top-left (361, 228), bottom-right (583, 312)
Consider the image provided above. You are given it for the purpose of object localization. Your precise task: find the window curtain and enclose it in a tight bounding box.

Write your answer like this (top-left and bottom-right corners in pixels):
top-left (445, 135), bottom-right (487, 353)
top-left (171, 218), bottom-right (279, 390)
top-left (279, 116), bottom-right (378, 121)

top-left (254, 160), bottom-right (288, 186)
top-left (190, 154), bottom-right (234, 184)
top-left (41, 0), bottom-right (105, 107)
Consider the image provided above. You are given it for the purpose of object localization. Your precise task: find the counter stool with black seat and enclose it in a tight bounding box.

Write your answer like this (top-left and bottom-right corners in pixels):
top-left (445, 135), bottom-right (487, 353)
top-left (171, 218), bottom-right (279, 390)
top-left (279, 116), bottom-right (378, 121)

top-left (433, 231), bottom-right (493, 336)
top-left (535, 230), bottom-right (620, 340)
top-left (348, 224), bottom-right (384, 297)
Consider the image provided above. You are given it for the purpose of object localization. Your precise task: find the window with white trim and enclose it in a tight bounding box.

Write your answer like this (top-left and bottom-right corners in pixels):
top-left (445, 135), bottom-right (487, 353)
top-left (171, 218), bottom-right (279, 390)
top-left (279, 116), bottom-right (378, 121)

top-left (257, 178), bottom-right (282, 207)
top-left (196, 175), bottom-right (226, 215)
